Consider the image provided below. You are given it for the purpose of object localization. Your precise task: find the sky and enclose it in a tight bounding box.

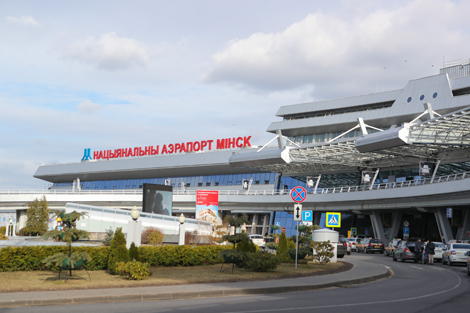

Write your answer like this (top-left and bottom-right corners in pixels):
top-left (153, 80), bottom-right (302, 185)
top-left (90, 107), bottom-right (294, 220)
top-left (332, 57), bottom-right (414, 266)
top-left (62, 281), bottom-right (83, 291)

top-left (1, 0), bottom-right (469, 190)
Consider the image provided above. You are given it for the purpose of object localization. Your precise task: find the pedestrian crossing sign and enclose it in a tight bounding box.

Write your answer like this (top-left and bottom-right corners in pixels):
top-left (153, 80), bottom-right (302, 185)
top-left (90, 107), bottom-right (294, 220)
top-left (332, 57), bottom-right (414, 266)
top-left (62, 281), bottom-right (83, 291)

top-left (326, 212), bottom-right (341, 228)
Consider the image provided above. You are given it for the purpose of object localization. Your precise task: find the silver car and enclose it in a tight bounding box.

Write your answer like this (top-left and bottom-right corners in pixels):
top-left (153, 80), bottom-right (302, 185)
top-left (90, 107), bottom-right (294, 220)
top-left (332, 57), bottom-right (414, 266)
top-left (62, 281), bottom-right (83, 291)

top-left (442, 243), bottom-right (470, 266)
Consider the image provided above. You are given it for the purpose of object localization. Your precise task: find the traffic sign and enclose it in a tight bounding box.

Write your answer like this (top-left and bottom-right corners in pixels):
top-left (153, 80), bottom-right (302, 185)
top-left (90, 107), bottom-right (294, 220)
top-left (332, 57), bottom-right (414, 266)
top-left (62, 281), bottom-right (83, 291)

top-left (294, 203), bottom-right (302, 221)
top-left (326, 212), bottom-right (341, 227)
top-left (302, 210), bottom-right (313, 222)
top-left (403, 227), bottom-right (410, 234)
top-left (403, 221), bottom-right (409, 227)
top-left (290, 186), bottom-right (307, 203)
top-left (351, 227), bottom-right (357, 236)
top-left (446, 208), bottom-right (453, 218)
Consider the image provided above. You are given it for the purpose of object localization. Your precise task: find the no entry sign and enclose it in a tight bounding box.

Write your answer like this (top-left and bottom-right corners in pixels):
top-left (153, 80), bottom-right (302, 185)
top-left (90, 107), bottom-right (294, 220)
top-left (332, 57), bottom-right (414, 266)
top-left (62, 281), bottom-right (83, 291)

top-left (290, 186), bottom-right (307, 203)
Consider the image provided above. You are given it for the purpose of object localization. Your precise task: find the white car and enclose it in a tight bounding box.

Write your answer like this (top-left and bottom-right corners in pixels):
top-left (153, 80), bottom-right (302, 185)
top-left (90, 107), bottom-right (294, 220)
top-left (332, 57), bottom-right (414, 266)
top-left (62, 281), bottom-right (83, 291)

top-left (249, 234), bottom-right (265, 247)
top-left (432, 242), bottom-right (445, 261)
top-left (442, 243), bottom-right (470, 266)
top-left (346, 238), bottom-right (359, 252)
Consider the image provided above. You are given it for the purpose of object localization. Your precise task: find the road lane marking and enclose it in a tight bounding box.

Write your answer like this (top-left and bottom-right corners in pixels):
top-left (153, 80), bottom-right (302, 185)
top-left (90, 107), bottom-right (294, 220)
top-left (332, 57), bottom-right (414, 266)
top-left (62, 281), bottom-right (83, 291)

top-left (222, 268), bottom-right (462, 313)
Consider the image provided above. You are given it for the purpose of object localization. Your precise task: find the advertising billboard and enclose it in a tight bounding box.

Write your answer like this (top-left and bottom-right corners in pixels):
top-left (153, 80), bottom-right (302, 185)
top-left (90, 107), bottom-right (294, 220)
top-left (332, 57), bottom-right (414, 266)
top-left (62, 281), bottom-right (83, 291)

top-left (196, 190), bottom-right (220, 227)
top-left (142, 183), bottom-right (173, 216)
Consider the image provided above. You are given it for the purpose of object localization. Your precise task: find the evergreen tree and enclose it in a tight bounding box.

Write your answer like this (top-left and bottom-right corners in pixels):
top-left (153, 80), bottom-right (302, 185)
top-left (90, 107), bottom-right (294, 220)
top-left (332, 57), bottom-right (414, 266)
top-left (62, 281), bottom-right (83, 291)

top-left (129, 242), bottom-right (141, 261)
top-left (108, 227), bottom-right (129, 274)
top-left (276, 230), bottom-right (290, 262)
top-left (24, 196), bottom-right (49, 236)
top-left (42, 210), bottom-right (91, 277)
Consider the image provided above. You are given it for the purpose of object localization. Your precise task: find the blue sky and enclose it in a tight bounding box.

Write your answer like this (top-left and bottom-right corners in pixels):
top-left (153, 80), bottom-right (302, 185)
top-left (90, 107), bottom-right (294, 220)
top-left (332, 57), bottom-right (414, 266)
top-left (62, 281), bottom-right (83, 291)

top-left (1, 0), bottom-right (469, 189)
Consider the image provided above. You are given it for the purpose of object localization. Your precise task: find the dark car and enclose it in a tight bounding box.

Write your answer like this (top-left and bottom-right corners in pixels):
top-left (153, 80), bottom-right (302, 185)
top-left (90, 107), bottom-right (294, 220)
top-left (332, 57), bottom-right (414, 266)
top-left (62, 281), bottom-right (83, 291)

top-left (393, 240), bottom-right (417, 262)
top-left (336, 236), bottom-right (348, 258)
top-left (362, 239), bottom-right (385, 254)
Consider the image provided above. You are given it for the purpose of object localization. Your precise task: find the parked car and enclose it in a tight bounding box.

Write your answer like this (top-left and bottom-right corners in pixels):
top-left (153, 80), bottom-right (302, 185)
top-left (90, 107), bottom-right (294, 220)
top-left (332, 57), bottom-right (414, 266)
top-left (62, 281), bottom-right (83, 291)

top-left (248, 234), bottom-right (265, 248)
top-left (357, 238), bottom-right (370, 252)
top-left (384, 239), bottom-right (400, 257)
top-left (362, 239), bottom-right (385, 254)
top-left (346, 238), bottom-right (359, 252)
top-left (422, 241), bottom-right (445, 263)
top-left (465, 251), bottom-right (470, 276)
top-left (442, 243), bottom-right (470, 266)
top-left (336, 236), bottom-right (349, 258)
top-left (393, 240), bottom-right (418, 262)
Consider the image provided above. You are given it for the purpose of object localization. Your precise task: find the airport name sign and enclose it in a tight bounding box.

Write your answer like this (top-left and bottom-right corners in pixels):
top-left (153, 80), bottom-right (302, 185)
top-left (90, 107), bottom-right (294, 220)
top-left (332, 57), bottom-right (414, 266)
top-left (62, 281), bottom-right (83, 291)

top-left (82, 136), bottom-right (252, 161)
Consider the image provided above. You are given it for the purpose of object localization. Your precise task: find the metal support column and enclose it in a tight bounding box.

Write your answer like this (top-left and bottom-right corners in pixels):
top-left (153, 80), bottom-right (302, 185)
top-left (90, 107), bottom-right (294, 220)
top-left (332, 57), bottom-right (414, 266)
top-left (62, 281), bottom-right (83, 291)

top-left (370, 211), bottom-right (386, 242)
top-left (313, 211), bottom-right (322, 226)
top-left (456, 208), bottom-right (470, 241)
top-left (251, 214), bottom-right (259, 234)
top-left (435, 208), bottom-right (453, 243)
top-left (386, 212), bottom-right (403, 243)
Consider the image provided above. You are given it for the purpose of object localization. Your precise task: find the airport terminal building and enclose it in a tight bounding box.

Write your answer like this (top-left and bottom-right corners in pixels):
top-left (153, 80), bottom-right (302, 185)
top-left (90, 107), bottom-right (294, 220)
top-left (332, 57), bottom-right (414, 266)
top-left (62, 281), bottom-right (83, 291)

top-left (4, 59), bottom-right (470, 243)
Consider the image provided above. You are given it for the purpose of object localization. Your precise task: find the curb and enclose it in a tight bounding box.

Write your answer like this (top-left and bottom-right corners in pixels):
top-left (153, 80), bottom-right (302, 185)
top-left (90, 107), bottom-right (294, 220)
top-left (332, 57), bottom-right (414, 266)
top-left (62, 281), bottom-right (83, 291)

top-left (0, 268), bottom-right (392, 308)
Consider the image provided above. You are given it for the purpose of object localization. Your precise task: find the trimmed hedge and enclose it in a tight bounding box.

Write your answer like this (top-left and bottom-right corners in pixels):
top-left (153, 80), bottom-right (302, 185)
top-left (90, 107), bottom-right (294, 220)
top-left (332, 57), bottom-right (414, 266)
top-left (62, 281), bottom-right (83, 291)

top-left (0, 244), bottom-right (229, 272)
top-left (139, 245), bottom-right (228, 267)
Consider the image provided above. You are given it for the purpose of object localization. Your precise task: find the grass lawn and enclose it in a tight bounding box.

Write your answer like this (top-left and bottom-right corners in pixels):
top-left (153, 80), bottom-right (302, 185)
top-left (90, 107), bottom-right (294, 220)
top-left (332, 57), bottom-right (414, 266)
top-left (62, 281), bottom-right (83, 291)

top-left (0, 262), bottom-right (350, 292)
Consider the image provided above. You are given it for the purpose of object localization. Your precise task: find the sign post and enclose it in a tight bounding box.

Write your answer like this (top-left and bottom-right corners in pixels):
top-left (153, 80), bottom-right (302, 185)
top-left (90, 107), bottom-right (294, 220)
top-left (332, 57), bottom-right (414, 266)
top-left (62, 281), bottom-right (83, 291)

top-left (290, 186), bottom-right (307, 269)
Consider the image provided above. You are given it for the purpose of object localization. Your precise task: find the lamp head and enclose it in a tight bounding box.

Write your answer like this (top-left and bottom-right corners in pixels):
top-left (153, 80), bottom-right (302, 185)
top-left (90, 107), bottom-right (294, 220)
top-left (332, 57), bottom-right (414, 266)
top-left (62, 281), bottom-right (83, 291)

top-left (179, 213), bottom-right (186, 224)
top-left (131, 206), bottom-right (140, 221)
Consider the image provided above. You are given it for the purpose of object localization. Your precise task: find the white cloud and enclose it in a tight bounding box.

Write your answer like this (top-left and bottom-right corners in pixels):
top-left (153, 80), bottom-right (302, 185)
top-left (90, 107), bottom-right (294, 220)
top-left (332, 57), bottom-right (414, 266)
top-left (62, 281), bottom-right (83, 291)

top-left (5, 15), bottom-right (39, 27)
top-left (204, 0), bottom-right (470, 98)
top-left (77, 99), bottom-right (102, 114)
top-left (64, 32), bottom-right (149, 71)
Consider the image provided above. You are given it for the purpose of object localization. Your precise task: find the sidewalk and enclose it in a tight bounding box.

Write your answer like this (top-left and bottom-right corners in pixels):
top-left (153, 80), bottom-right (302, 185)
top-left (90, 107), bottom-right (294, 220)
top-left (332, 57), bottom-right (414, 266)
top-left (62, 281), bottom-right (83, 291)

top-left (0, 254), bottom-right (391, 308)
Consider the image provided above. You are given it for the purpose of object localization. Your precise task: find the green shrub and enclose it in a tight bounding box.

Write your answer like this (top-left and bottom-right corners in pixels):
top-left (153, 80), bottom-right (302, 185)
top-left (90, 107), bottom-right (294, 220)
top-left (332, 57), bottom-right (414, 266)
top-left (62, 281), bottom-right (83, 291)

top-left (0, 226), bottom-right (7, 240)
top-left (245, 251), bottom-right (280, 272)
top-left (311, 240), bottom-right (334, 264)
top-left (141, 227), bottom-right (163, 245)
top-left (108, 228), bottom-right (129, 274)
top-left (147, 229), bottom-right (164, 246)
top-left (266, 242), bottom-right (277, 250)
top-left (102, 227), bottom-right (114, 246)
top-left (0, 244), bottom-right (227, 272)
top-left (129, 242), bottom-right (140, 261)
top-left (116, 260), bottom-right (150, 280)
top-left (0, 246), bottom-right (109, 272)
top-left (236, 238), bottom-right (257, 253)
top-left (276, 231), bottom-right (290, 263)
top-left (139, 245), bottom-right (227, 267)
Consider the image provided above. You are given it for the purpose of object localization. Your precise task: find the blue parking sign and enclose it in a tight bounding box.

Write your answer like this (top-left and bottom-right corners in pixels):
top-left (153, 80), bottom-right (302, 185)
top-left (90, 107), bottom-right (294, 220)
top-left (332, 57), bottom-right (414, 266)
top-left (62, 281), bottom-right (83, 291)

top-left (302, 210), bottom-right (313, 222)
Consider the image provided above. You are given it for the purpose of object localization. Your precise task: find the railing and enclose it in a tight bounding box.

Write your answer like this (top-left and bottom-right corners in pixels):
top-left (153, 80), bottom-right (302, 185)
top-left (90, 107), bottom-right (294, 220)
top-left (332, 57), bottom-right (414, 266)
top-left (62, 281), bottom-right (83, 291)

top-left (0, 171), bottom-right (468, 197)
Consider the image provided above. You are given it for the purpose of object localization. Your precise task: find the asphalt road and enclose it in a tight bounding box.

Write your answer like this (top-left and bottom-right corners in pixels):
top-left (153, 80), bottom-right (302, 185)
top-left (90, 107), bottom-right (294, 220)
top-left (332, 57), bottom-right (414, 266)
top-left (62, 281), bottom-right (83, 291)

top-left (4, 253), bottom-right (470, 313)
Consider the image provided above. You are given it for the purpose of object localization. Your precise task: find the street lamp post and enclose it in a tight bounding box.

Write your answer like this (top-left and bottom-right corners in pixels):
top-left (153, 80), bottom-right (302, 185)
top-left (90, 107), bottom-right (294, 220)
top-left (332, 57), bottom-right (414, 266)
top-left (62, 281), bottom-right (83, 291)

top-left (127, 206), bottom-right (142, 249)
top-left (178, 213), bottom-right (186, 245)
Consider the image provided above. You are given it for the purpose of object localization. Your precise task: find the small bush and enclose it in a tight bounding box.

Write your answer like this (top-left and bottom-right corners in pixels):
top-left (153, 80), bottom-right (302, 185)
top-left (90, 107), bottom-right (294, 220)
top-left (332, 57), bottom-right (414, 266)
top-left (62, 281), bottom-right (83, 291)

top-left (102, 228), bottom-right (114, 246)
top-left (147, 230), bottom-right (164, 246)
top-left (236, 238), bottom-right (257, 253)
top-left (245, 251), bottom-right (280, 272)
top-left (129, 242), bottom-right (140, 261)
top-left (311, 241), bottom-right (334, 264)
top-left (108, 228), bottom-right (129, 274)
top-left (0, 226), bottom-right (7, 240)
top-left (141, 227), bottom-right (164, 245)
top-left (116, 260), bottom-right (150, 280)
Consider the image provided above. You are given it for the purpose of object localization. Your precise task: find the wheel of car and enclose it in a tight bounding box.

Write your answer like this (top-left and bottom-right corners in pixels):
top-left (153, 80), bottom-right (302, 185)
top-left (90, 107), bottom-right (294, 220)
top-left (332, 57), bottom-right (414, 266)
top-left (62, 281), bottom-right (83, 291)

top-left (347, 251), bottom-right (351, 255)
top-left (467, 269), bottom-right (470, 277)
top-left (392, 254), bottom-right (397, 261)
top-left (447, 261), bottom-right (453, 266)
top-left (400, 254), bottom-right (405, 262)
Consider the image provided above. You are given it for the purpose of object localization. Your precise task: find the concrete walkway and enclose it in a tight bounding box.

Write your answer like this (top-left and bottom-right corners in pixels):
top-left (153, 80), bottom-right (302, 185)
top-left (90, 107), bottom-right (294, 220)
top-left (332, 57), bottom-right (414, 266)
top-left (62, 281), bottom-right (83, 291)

top-left (0, 254), bottom-right (391, 308)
